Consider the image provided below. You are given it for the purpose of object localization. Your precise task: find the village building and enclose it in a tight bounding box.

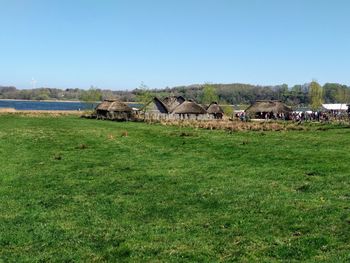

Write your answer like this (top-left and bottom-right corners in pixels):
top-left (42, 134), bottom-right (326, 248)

top-left (95, 99), bottom-right (133, 121)
top-left (140, 97), bottom-right (225, 121)
top-left (245, 100), bottom-right (292, 119)
top-left (140, 97), bottom-right (169, 120)
top-left (162, 96), bottom-right (185, 112)
top-left (206, 102), bottom-right (224, 119)
top-left (172, 100), bottom-right (209, 120)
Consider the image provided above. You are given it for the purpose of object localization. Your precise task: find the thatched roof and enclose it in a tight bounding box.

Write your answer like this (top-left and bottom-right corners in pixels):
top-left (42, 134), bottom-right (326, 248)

top-left (172, 100), bottom-right (207, 114)
top-left (95, 100), bottom-right (112, 111)
top-left (96, 100), bottom-right (132, 112)
top-left (162, 96), bottom-right (185, 112)
top-left (141, 97), bottom-right (169, 113)
top-left (207, 102), bottom-right (224, 114)
top-left (245, 100), bottom-right (292, 114)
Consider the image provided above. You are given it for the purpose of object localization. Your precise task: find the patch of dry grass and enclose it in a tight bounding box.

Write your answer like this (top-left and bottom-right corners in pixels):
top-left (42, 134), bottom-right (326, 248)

top-left (0, 110), bottom-right (83, 118)
top-left (0, 108), bottom-right (16, 113)
top-left (156, 119), bottom-right (308, 132)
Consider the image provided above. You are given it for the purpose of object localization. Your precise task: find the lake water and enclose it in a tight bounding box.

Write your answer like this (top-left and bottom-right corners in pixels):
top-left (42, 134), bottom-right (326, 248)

top-left (0, 100), bottom-right (141, 111)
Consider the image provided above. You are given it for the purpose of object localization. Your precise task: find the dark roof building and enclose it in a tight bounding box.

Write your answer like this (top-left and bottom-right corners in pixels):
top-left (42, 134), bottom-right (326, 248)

top-left (245, 100), bottom-right (292, 115)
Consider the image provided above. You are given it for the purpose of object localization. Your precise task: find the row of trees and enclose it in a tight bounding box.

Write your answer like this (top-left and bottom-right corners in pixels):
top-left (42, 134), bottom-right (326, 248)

top-left (1, 82), bottom-right (349, 108)
top-left (169, 82), bottom-right (350, 107)
top-left (0, 86), bottom-right (135, 102)
top-left (199, 81), bottom-right (346, 111)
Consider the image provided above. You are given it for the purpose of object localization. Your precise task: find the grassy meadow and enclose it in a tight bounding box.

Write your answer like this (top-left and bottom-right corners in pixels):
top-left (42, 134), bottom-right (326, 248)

top-left (0, 114), bottom-right (350, 262)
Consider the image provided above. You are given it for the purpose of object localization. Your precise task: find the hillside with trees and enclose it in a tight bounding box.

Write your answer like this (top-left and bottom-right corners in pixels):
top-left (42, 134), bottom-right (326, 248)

top-left (1, 82), bottom-right (350, 106)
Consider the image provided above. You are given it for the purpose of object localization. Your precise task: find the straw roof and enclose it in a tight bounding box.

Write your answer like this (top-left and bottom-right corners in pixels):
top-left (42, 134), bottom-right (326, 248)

top-left (95, 100), bottom-right (112, 111)
top-left (200, 104), bottom-right (209, 110)
top-left (172, 100), bottom-right (207, 114)
top-left (141, 97), bottom-right (169, 113)
top-left (162, 96), bottom-right (185, 112)
top-left (207, 102), bottom-right (224, 114)
top-left (96, 100), bottom-right (132, 112)
top-left (245, 100), bottom-right (292, 114)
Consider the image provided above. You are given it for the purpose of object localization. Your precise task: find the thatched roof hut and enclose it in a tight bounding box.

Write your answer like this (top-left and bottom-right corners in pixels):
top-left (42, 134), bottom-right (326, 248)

top-left (95, 100), bottom-right (132, 120)
top-left (172, 100), bottom-right (207, 114)
top-left (141, 97), bottom-right (169, 114)
top-left (95, 100), bottom-right (113, 111)
top-left (207, 102), bottom-right (224, 119)
top-left (245, 100), bottom-right (292, 115)
top-left (96, 100), bottom-right (132, 112)
top-left (207, 102), bottom-right (224, 114)
top-left (162, 96), bottom-right (185, 112)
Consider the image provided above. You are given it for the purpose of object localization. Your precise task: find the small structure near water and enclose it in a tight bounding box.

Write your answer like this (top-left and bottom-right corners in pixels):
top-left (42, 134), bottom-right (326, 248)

top-left (95, 100), bottom-right (133, 121)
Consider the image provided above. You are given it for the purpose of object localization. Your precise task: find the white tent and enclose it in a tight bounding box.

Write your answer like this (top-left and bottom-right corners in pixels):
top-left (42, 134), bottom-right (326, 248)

top-left (322, 104), bottom-right (348, 111)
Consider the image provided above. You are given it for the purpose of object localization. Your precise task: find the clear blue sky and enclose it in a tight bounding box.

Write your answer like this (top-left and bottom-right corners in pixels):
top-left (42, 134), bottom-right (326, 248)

top-left (1, 0), bottom-right (349, 90)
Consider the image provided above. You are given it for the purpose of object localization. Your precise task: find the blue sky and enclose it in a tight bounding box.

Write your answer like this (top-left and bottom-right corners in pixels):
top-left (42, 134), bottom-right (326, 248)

top-left (1, 0), bottom-right (349, 90)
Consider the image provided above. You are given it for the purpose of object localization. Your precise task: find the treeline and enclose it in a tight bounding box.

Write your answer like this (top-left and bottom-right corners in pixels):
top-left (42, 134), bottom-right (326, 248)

top-left (156, 83), bottom-right (350, 105)
top-left (0, 86), bottom-right (134, 102)
top-left (1, 82), bottom-right (350, 105)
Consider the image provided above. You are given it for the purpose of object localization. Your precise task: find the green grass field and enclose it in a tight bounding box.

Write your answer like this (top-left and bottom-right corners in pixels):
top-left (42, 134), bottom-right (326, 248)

top-left (1, 115), bottom-right (350, 262)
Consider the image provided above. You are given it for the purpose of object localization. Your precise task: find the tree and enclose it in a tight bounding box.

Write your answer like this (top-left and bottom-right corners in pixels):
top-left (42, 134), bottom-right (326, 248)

top-left (334, 86), bottom-right (350, 103)
top-left (220, 100), bottom-right (234, 117)
top-left (80, 86), bottom-right (102, 110)
top-left (273, 84), bottom-right (289, 101)
top-left (201, 84), bottom-right (218, 104)
top-left (135, 82), bottom-right (154, 104)
top-left (309, 81), bottom-right (323, 111)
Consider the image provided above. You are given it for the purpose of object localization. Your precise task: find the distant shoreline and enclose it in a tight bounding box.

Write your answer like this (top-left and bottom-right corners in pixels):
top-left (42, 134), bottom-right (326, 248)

top-left (0, 99), bottom-right (84, 103)
top-left (0, 108), bottom-right (82, 114)
top-left (0, 99), bottom-right (137, 104)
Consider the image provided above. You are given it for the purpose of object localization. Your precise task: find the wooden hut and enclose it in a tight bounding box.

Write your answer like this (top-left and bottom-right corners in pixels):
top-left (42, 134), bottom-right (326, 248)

top-left (141, 97), bottom-right (169, 120)
top-left (207, 102), bottom-right (224, 119)
top-left (245, 100), bottom-right (292, 119)
top-left (95, 100), bottom-right (133, 120)
top-left (162, 96), bottom-right (185, 112)
top-left (172, 100), bottom-right (208, 120)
